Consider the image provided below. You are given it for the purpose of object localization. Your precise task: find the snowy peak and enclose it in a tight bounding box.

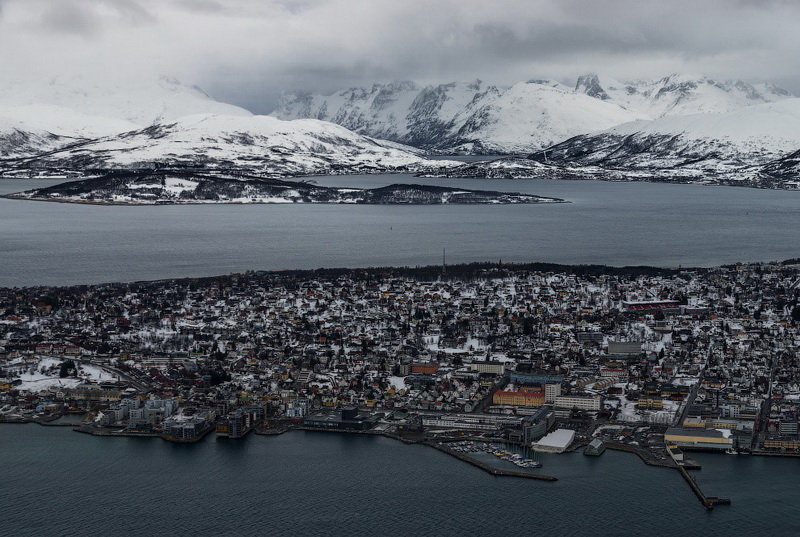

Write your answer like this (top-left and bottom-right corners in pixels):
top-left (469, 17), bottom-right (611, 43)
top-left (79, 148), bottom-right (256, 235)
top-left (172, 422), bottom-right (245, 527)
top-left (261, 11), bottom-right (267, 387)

top-left (575, 75), bottom-right (610, 101)
top-left (1, 113), bottom-right (436, 178)
top-left (525, 79), bottom-right (571, 91)
top-left (0, 104), bottom-right (140, 139)
top-left (0, 74), bottom-right (440, 178)
top-left (273, 79), bottom-right (497, 149)
top-left (275, 73), bottom-right (790, 155)
top-left (445, 80), bottom-right (646, 154)
top-left (0, 75), bottom-right (252, 128)
top-left (530, 97), bottom-right (800, 172)
top-left (273, 78), bottom-right (642, 154)
top-left (575, 73), bottom-right (794, 118)
top-left (0, 75), bottom-right (258, 160)
top-left (756, 82), bottom-right (792, 99)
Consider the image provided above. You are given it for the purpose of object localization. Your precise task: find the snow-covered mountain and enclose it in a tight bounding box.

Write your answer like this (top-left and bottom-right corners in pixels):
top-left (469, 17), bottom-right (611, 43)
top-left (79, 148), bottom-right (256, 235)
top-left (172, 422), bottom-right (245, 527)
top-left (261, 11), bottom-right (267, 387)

top-left (272, 79), bottom-right (646, 154)
top-left (4, 71), bottom-right (799, 188)
top-left (0, 75), bottom-right (252, 159)
top-left (273, 74), bottom-right (792, 155)
top-left (574, 74), bottom-right (792, 118)
top-left (0, 115), bottom-right (72, 158)
top-left (273, 80), bottom-right (472, 147)
top-left (1, 113), bottom-right (439, 178)
top-left (529, 98), bottom-right (800, 172)
top-left (0, 75), bottom-right (251, 127)
top-left (0, 104), bottom-right (142, 144)
top-left (758, 149), bottom-right (800, 184)
top-left (446, 80), bottom-right (648, 154)
top-left (0, 76), bottom-right (447, 179)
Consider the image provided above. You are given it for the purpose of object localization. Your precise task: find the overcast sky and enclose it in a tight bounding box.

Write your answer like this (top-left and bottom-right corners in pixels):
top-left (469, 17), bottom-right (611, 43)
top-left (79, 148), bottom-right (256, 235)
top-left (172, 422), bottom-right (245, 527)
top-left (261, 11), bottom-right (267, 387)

top-left (1, 0), bottom-right (798, 113)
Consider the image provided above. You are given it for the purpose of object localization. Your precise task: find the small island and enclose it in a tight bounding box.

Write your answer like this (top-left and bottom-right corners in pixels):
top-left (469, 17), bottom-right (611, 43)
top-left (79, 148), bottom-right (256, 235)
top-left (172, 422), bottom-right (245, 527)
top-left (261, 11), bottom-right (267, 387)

top-left (5, 170), bottom-right (566, 205)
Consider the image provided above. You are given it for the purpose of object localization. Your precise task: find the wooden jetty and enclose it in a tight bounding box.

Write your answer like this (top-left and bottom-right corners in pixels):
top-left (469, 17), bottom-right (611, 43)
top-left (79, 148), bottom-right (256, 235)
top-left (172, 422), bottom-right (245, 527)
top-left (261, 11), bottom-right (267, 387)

top-left (676, 464), bottom-right (731, 510)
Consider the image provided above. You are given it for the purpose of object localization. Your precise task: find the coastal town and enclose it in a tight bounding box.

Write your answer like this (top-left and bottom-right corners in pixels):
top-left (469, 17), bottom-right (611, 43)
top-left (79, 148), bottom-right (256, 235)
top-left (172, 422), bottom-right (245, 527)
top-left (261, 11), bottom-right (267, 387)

top-left (2, 261), bottom-right (800, 497)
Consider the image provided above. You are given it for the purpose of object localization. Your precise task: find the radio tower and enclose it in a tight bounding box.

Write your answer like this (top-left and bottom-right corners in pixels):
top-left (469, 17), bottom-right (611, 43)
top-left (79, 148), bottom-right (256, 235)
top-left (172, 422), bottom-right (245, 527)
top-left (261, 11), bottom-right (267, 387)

top-left (442, 248), bottom-right (447, 277)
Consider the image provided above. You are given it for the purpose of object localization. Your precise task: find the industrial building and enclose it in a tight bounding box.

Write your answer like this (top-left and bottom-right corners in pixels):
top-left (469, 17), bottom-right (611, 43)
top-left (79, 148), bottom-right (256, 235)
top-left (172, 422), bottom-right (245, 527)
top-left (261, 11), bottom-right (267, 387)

top-left (664, 427), bottom-right (734, 451)
top-left (420, 412), bottom-right (521, 432)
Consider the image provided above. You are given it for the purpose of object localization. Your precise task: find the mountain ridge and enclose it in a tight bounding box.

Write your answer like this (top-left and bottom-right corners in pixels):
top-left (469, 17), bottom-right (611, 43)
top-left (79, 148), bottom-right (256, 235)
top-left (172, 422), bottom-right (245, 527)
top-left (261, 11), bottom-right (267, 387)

top-left (0, 113), bottom-right (450, 179)
top-left (273, 78), bottom-right (646, 154)
top-left (272, 74), bottom-right (793, 155)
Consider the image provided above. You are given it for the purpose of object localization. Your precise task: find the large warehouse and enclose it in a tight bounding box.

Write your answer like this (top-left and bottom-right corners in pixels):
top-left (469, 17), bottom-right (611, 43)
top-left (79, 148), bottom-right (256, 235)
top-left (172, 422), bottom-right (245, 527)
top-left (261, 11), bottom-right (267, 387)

top-left (664, 427), bottom-right (734, 451)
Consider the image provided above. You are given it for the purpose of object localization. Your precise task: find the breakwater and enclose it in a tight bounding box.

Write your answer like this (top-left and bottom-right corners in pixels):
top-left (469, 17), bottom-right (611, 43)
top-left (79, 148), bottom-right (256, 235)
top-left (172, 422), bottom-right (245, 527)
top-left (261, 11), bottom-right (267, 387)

top-left (422, 440), bottom-right (558, 481)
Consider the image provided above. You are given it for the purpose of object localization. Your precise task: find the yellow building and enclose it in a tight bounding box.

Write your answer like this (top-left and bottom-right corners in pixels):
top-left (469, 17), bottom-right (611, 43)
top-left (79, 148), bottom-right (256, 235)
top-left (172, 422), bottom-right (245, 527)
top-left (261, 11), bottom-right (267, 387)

top-left (664, 428), bottom-right (732, 451)
top-left (682, 417), bottom-right (706, 428)
top-left (637, 399), bottom-right (664, 410)
top-left (708, 420), bottom-right (739, 430)
top-left (763, 438), bottom-right (800, 450)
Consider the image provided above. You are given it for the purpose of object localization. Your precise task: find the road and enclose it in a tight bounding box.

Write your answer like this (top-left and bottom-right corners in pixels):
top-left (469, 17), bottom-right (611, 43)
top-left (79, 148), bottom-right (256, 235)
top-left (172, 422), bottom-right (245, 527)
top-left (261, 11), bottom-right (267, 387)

top-left (673, 371), bottom-right (704, 427)
top-left (752, 352), bottom-right (779, 450)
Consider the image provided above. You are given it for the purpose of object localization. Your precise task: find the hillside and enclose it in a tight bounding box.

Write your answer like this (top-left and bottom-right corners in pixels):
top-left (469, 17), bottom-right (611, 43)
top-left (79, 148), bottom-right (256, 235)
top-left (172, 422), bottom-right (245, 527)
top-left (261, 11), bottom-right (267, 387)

top-left (7, 170), bottom-right (564, 205)
top-left (272, 74), bottom-right (792, 155)
top-left (528, 98), bottom-right (800, 172)
top-left (575, 74), bottom-right (791, 118)
top-left (273, 79), bottom-right (644, 154)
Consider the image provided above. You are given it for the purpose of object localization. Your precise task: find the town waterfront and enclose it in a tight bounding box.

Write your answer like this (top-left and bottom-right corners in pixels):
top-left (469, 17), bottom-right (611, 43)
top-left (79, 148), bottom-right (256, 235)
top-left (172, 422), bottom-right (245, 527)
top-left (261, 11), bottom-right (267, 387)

top-left (2, 424), bottom-right (799, 536)
top-left (1, 175), bottom-right (799, 287)
top-left (3, 174), bottom-right (800, 535)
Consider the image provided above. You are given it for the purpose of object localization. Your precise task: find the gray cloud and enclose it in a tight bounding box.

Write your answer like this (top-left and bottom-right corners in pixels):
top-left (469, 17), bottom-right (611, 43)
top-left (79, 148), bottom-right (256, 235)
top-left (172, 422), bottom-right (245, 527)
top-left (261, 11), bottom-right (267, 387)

top-left (40, 2), bottom-right (99, 35)
top-left (1, 0), bottom-right (798, 113)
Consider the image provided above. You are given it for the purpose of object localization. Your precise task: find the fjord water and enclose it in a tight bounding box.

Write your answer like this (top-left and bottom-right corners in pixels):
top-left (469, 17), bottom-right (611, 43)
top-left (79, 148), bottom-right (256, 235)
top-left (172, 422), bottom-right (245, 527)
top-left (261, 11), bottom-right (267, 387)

top-left (1, 175), bottom-right (799, 287)
top-left (2, 425), bottom-right (799, 537)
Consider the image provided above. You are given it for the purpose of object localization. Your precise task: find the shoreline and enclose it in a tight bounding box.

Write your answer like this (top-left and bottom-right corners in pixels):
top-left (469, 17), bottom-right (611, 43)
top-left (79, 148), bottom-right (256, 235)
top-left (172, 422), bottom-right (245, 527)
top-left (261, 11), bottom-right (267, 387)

top-left (1, 192), bottom-right (568, 206)
top-left (0, 419), bottom-right (765, 511)
top-left (418, 165), bottom-right (800, 192)
top-left (0, 259), bottom-right (706, 291)
top-left (4, 169), bottom-right (800, 193)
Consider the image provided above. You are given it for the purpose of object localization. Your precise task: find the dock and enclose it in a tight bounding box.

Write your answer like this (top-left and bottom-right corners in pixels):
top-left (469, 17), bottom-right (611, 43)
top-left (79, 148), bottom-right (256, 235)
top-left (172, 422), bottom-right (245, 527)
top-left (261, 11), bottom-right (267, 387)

top-left (423, 441), bottom-right (557, 481)
top-left (676, 464), bottom-right (731, 510)
top-left (603, 442), bottom-right (676, 468)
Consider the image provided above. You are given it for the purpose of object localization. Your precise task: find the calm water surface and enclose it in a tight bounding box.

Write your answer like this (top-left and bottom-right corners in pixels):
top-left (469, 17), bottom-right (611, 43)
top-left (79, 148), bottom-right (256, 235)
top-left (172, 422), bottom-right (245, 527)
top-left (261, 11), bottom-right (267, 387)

top-left (1, 425), bottom-right (799, 536)
top-left (1, 175), bottom-right (799, 287)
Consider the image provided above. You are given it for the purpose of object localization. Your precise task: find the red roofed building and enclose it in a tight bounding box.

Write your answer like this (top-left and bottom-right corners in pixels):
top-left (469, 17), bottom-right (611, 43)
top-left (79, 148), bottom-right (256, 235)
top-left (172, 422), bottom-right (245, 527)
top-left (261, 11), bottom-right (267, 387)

top-left (493, 386), bottom-right (546, 407)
